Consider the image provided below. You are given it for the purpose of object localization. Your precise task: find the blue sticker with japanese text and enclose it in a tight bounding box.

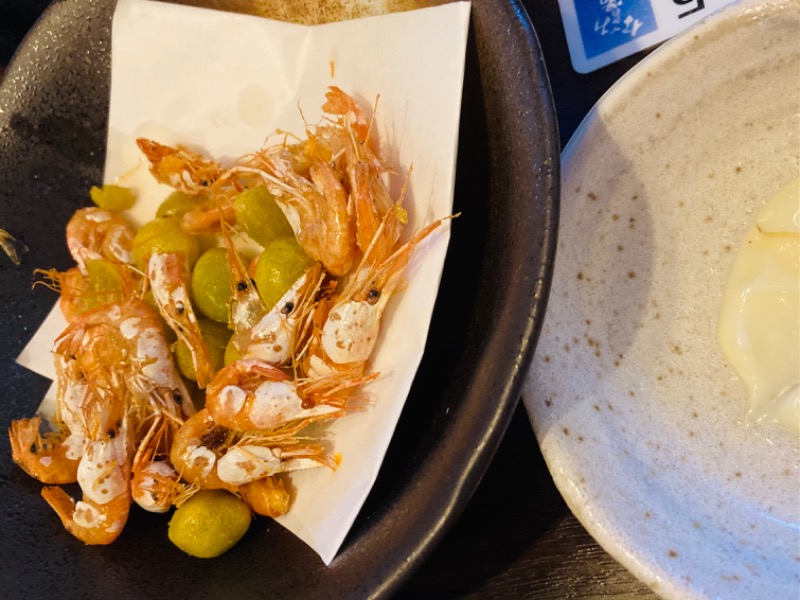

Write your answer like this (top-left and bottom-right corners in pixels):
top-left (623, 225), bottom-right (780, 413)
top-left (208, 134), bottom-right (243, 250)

top-left (558, 0), bottom-right (739, 73)
top-left (576, 0), bottom-right (657, 60)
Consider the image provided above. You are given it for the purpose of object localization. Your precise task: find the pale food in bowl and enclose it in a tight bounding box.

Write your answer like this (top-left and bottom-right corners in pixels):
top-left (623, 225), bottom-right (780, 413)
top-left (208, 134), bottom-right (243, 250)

top-left (718, 177), bottom-right (799, 433)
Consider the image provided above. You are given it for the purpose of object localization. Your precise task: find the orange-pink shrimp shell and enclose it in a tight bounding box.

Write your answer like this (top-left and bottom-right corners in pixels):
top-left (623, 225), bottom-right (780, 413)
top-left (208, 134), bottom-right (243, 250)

top-left (8, 418), bottom-right (81, 485)
top-left (41, 485), bottom-right (130, 546)
top-left (204, 358), bottom-right (344, 432)
top-left (147, 252), bottom-right (216, 389)
top-left (66, 207), bottom-right (136, 273)
top-left (136, 138), bottom-right (222, 195)
top-left (170, 408), bottom-right (237, 493)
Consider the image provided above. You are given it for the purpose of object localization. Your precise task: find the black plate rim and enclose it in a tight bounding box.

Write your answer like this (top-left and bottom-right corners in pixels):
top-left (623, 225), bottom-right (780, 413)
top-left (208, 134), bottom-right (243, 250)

top-left (0, 0), bottom-right (559, 597)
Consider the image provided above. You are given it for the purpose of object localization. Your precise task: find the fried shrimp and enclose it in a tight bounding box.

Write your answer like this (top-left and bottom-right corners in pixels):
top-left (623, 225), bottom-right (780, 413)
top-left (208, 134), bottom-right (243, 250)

top-left (54, 299), bottom-right (193, 419)
top-left (41, 485), bottom-right (131, 546)
top-left (136, 138), bottom-right (222, 195)
top-left (38, 363), bottom-right (134, 545)
top-left (11, 87), bottom-right (453, 555)
top-left (66, 207), bottom-right (136, 273)
top-left (215, 438), bottom-right (335, 486)
top-left (204, 358), bottom-right (345, 433)
top-left (131, 417), bottom-right (185, 513)
top-left (148, 252), bottom-right (216, 389)
top-left (238, 263), bottom-right (324, 365)
top-left (306, 214), bottom-right (453, 378)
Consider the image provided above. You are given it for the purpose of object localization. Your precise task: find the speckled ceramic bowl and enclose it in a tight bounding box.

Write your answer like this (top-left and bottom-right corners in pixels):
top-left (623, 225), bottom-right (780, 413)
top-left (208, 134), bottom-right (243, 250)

top-left (0, 0), bottom-right (558, 598)
top-left (523, 1), bottom-right (799, 598)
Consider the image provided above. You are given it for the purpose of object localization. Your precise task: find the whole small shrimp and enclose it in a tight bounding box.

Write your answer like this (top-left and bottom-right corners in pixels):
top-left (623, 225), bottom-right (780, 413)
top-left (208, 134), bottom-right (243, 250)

top-left (170, 407), bottom-right (336, 494)
top-left (350, 163), bottom-right (407, 264)
top-left (65, 207), bottom-right (136, 274)
top-left (330, 88), bottom-right (406, 264)
top-left (10, 362), bottom-right (116, 485)
top-left (54, 299), bottom-right (194, 419)
top-left (136, 138), bottom-right (222, 195)
top-left (204, 358), bottom-right (346, 433)
top-left (306, 215), bottom-right (453, 378)
top-left (321, 86), bottom-right (373, 147)
top-left (215, 437), bottom-right (336, 486)
top-left (41, 486), bottom-right (131, 546)
top-left (301, 159), bottom-right (358, 276)
top-left (234, 151), bottom-right (358, 277)
top-left (36, 366), bottom-right (134, 545)
top-left (147, 252), bottom-right (216, 388)
top-left (40, 428), bottom-right (132, 545)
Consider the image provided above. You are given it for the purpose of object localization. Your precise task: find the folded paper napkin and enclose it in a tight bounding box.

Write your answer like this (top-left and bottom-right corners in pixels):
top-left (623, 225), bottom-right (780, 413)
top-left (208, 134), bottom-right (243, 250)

top-left (17, 0), bottom-right (470, 564)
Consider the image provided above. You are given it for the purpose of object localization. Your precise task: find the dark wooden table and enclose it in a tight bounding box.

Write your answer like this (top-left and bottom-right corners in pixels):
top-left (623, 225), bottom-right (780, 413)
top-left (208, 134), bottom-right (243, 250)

top-left (0, 1), bottom-right (664, 598)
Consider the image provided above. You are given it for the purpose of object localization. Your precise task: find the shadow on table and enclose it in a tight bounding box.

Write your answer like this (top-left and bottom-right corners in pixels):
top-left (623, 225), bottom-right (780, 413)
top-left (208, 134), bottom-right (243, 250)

top-left (396, 403), bottom-right (571, 597)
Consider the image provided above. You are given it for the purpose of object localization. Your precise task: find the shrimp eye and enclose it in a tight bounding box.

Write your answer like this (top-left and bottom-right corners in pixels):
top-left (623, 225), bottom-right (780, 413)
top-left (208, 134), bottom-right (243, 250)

top-left (367, 288), bottom-right (381, 305)
top-left (237, 281), bottom-right (248, 292)
top-left (175, 301), bottom-right (185, 315)
top-left (281, 301), bottom-right (295, 315)
top-left (173, 391), bottom-right (183, 404)
top-left (107, 429), bottom-right (116, 439)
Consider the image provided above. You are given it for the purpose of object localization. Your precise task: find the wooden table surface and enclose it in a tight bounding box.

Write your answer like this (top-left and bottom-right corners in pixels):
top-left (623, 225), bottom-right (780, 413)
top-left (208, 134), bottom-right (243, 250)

top-left (0, 1), bottom-right (669, 598)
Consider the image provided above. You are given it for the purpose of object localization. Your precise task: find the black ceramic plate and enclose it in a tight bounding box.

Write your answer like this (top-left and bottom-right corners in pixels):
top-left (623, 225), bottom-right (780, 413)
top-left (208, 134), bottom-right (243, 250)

top-left (0, 1), bottom-right (558, 597)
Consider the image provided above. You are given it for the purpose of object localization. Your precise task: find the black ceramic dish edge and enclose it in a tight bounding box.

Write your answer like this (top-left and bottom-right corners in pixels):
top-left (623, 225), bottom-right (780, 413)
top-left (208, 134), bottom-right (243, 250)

top-left (355, 2), bottom-right (560, 597)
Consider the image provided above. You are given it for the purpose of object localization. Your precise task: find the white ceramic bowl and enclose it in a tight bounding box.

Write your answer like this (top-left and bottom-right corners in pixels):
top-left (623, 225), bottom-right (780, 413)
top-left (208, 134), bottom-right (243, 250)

top-left (523, 1), bottom-right (799, 598)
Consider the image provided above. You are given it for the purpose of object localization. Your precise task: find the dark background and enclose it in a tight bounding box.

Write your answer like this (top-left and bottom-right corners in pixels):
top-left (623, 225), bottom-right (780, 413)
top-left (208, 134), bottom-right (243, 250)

top-left (0, 1), bottom-right (660, 598)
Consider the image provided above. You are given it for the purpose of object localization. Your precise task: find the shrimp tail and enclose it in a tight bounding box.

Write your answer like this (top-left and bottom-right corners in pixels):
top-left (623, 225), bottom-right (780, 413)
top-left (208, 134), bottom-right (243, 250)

top-left (41, 486), bottom-right (129, 545)
top-left (239, 476), bottom-right (290, 517)
top-left (9, 418), bottom-right (80, 484)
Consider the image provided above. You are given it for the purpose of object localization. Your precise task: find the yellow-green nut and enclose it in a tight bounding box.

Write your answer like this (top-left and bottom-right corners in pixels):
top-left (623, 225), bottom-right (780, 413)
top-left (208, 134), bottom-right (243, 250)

top-left (254, 237), bottom-right (314, 310)
top-left (191, 247), bottom-right (233, 323)
top-left (168, 490), bottom-right (251, 558)
top-left (131, 217), bottom-right (199, 272)
top-left (156, 191), bottom-right (206, 219)
top-left (233, 186), bottom-right (294, 247)
top-left (90, 184), bottom-right (136, 211)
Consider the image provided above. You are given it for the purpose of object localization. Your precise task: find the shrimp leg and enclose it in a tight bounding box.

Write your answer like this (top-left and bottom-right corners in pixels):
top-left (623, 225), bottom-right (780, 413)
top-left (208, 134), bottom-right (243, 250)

top-left (131, 415), bottom-right (184, 513)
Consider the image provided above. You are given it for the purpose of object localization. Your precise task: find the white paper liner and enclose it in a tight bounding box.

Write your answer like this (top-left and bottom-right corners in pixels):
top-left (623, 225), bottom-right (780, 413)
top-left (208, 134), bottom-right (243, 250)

top-left (16, 0), bottom-right (470, 564)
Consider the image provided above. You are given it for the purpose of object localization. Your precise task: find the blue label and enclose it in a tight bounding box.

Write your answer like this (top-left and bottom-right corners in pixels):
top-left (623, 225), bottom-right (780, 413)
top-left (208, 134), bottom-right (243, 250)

top-left (575, 0), bottom-right (658, 59)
